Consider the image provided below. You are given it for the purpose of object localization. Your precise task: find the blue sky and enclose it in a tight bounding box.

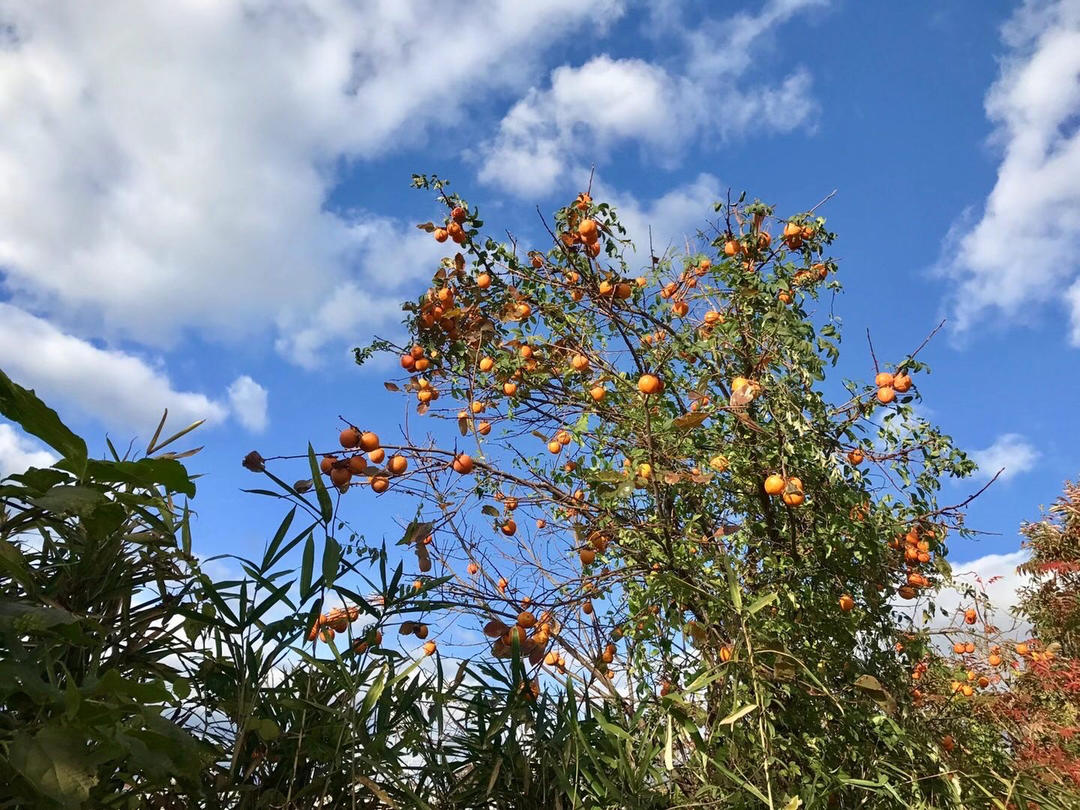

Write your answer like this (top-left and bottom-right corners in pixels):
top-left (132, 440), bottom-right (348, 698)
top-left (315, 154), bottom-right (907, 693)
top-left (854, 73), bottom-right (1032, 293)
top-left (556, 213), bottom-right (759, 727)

top-left (2, 0), bottom-right (1079, 624)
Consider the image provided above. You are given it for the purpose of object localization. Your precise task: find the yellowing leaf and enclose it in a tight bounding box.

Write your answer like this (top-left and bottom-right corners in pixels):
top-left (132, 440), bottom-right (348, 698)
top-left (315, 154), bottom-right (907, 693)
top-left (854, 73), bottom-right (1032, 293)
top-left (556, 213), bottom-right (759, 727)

top-left (719, 703), bottom-right (758, 725)
top-left (672, 412), bottom-right (708, 430)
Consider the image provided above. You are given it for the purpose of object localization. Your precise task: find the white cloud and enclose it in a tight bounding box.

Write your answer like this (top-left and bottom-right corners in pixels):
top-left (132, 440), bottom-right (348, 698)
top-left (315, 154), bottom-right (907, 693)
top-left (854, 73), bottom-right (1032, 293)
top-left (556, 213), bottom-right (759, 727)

top-left (938, 0), bottom-right (1080, 343)
top-left (274, 214), bottom-right (445, 368)
top-left (227, 376), bottom-right (269, 434)
top-left (590, 172), bottom-right (726, 267)
top-left (0, 303), bottom-right (228, 436)
top-left (0, 0), bottom-right (623, 365)
top-left (477, 0), bottom-right (825, 196)
top-left (970, 433), bottom-right (1039, 481)
top-left (933, 550), bottom-right (1033, 636)
top-left (0, 423), bottom-right (57, 479)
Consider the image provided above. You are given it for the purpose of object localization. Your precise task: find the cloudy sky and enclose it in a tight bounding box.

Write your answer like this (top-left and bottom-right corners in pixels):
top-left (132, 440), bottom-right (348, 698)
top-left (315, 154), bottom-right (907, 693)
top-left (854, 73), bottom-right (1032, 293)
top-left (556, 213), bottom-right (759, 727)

top-left (2, 0), bottom-right (1078, 618)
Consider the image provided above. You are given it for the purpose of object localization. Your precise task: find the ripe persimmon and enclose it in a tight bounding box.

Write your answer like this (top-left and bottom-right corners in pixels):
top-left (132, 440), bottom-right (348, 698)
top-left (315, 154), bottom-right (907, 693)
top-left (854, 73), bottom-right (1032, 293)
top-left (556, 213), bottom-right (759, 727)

top-left (476, 272), bottom-right (491, 289)
top-left (589, 385), bottom-right (606, 402)
top-left (893, 373), bottom-right (912, 393)
top-left (452, 454), bottom-right (474, 474)
top-left (433, 228), bottom-right (448, 243)
top-left (370, 476), bottom-right (389, 493)
top-left (839, 594), bottom-right (855, 612)
top-left (330, 467), bottom-right (352, 487)
top-left (423, 640), bottom-right (437, 655)
top-left (578, 219), bottom-right (599, 243)
top-left (451, 206), bottom-right (467, 223)
top-left (637, 374), bottom-right (662, 395)
top-left (503, 381), bottom-right (518, 396)
top-left (340, 427), bottom-right (360, 449)
top-left (876, 386), bottom-right (895, 404)
top-left (501, 520), bottom-right (517, 536)
top-left (359, 431), bottom-right (380, 452)
top-left (782, 490), bottom-right (805, 507)
top-left (387, 455), bottom-right (407, 475)
top-left (764, 474), bottom-right (786, 495)
top-left (400, 354), bottom-right (416, 370)
top-left (875, 372), bottom-right (894, 388)
top-left (368, 448), bottom-right (385, 464)
top-left (320, 455), bottom-right (337, 475)
top-left (847, 448), bottom-right (865, 465)
top-left (477, 421), bottom-right (492, 435)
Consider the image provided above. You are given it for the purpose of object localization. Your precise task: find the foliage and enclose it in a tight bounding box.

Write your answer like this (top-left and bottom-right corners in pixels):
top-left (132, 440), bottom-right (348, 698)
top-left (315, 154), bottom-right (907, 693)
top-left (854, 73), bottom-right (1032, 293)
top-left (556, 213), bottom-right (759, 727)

top-left (318, 176), bottom-right (1077, 808)
top-left (990, 480), bottom-right (1080, 790)
top-left (0, 368), bottom-right (211, 807)
top-left (1018, 482), bottom-right (1080, 658)
top-left (4, 174), bottom-right (1080, 809)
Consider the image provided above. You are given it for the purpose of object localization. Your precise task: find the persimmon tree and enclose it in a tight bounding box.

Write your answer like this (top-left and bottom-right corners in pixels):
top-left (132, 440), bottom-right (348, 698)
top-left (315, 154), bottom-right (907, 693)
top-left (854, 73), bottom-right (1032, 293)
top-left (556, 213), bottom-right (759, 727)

top-left (265, 177), bottom-right (1077, 808)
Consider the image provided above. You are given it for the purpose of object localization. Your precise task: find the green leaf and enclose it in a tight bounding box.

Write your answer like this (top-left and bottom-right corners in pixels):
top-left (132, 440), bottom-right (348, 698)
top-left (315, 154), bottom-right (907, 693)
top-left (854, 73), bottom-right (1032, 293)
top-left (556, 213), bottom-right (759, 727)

top-left (256, 718), bottom-right (280, 741)
top-left (80, 457), bottom-right (195, 498)
top-left (10, 725), bottom-right (99, 806)
top-left (723, 556), bottom-right (743, 613)
top-left (29, 485), bottom-right (107, 514)
top-left (322, 536), bottom-right (341, 588)
top-left (307, 444), bottom-right (333, 523)
top-left (0, 368), bottom-right (87, 475)
top-left (747, 591), bottom-right (778, 615)
top-left (0, 601), bottom-right (80, 628)
top-left (591, 470), bottom-right (625, 483)
top-left (300, 534), bottom-right (315, 597)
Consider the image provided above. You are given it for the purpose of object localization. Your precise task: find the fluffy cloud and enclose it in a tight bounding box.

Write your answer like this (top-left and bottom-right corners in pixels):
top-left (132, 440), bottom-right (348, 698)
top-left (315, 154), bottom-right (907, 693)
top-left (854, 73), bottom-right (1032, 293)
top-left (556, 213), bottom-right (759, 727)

top-left (933, 550), bottom-right (1033, 636)
top-left (0, 0), bottom-right (622, 363)
top-left (275, 214), bottom-right (446, 368)
top-left (590, 172), bottom-right (726, 266)
top-left (0, 303), bottom-right (228, 436)
top-left (0, 423), bottom-right (57, 479)
top-left (478, 0), bottom-right (825, 196)
top-left (226, 376), bottom-right (269, 434)
top-left (939, 0), bottom-right (1080, 343)
top-left (970, 433), bottom-right (1040, 481)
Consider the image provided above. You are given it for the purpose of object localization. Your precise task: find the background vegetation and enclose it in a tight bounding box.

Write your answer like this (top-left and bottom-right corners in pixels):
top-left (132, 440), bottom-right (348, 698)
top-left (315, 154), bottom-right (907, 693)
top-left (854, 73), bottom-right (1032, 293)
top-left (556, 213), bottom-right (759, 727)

top-left (1, 181), bottom-right (1077, 808)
